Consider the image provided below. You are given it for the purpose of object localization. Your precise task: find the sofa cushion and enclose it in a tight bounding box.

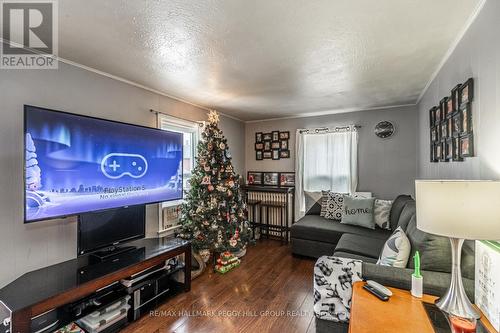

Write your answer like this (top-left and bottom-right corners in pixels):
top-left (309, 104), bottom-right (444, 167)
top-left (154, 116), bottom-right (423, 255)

top-left (332, 251), bottom-right (378, 264)
top-left (405, 216), bottom-right (475, 280)
top-left (290, 215), bottom-right (391, 245)
top-left (377, 226), bottom-right (411, 268)
top-left (389, 195), bottom-right (413, 231)
top-left (396, 200), bottom-right (415, 231)
top-left (304, 191), bottom-right (323, 215)
top-left (334, 234), bottom-right (386, 259)
top-left (340, 196), bottom-right (375, 229)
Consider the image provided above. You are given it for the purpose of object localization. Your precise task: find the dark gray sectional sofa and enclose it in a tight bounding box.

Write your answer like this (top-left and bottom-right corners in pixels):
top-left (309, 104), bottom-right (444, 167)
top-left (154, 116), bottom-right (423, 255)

top-left (290, 195), bottom-right (475, 333)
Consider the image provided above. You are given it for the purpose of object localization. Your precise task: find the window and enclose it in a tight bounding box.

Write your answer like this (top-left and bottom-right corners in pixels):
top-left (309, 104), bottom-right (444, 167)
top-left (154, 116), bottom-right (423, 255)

top-left (158, 114), bottom-right (201, 202)
top-left (295, 127), bottom-right (358, 219)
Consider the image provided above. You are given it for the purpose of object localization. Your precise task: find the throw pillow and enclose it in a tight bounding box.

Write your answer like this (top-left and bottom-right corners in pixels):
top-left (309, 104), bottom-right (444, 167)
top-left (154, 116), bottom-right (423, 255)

top-left (324, 192), bottom-right (345, 220)
top-left (374, 199), bottom-right (393, 230)
top-left (320, 190), bottom-right (331, 217)
top-left (340, 196), bottom-right (375, 229)
top-left (377, 226), bottom-right (411, 268)
top-left (304, 191), bottom-right (323, 215)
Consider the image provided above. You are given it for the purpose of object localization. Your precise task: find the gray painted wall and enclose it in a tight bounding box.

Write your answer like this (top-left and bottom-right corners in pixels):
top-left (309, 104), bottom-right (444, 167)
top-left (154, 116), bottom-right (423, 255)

top-left (0, 62), bottom-right (245, 288)
top-left (245, 106), bottom-right (418, 199)
top-left (417, 0), bottom-right (500, 180)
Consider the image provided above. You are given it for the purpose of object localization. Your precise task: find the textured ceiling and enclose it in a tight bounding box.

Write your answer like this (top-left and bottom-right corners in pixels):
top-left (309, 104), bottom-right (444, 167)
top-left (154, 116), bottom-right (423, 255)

top-left (58, 0), bottom-right (480, 121)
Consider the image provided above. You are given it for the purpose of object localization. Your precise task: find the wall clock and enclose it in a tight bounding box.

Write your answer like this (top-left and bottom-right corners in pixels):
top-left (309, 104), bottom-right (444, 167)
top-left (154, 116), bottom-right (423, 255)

top-left (374, 121), bottom-right (395, 138)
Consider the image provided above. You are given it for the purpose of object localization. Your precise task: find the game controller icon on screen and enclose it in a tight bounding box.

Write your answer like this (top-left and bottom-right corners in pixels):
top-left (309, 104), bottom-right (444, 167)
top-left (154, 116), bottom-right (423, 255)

top-left (101, 153), bottom-right (148, 179)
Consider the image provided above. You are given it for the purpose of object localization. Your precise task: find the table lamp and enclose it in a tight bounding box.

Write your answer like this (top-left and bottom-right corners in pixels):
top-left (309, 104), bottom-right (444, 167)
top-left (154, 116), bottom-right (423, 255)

top-left (415, 180), bottom-right (500, 320)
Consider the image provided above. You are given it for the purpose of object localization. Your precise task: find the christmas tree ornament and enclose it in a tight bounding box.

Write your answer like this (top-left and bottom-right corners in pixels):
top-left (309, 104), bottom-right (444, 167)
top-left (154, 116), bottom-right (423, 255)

top-left (208, 184), bottom-right (214, 192)
top-left (201, 175), bottom-right (211, 184)
top-left (208, 110), bottom-right (220, 124)
top-left (204, 166), bottom-right (210, 172)
top-left (219, 142), bottom-right (226, 149)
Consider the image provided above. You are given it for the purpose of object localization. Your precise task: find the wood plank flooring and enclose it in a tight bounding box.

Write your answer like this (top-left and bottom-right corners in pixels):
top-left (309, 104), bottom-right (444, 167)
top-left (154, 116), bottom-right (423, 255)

top-left (122, 240), bottom-right (317, 333)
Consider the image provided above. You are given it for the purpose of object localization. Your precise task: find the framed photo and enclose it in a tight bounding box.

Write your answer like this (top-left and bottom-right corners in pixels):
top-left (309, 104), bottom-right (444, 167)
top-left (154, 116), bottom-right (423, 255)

top-left (446, 97), bottom-right (454, 118)
top-left (459, 78), bottom-right (474, 106)
top-left (271, 141), bottom-right (280, 149)
top-left (452, 84), bottom-right (461, 111)
top-left (279, 131), bottom-right (290, 140)
top-left (280, 140), bottom-right (289, 150)
top-left (440, 121), bottom-right (448, 139)
top-left (263, 151), bottom-right (272, 159)
top-left (452, 113), bottom-right (462, 137)
top-left (436, 143), bottom-right (443, 161)
top-left (279, 172), bottom-right (295, 187)
top-left (247, 171), bottom-right (262, 185)
top-left (452, 137), bottom-right (463, 162)
top-left (445, 139), bottom-right (453, 160)
top-left (263, 172), bottom-right (279, 186)
top-left (255, 142), bottom-right (264, 150)
top-left (264, 141), bottom-right (271, 151)
top-left (280, 150), bottom-right (290, 158)
top-left (440, 98), bottom-right (448, 118)
top-left (435, 104), bottom-right (442, 124)
top-left (430, 144), bottom-right (438, 163)
top-left (439, 142), bottom-right (448, 162)
top-left (430, 126), bottom-right (438, 142)
top-left (255, 132), bottom-right (263, 143)
top-left (272, 131), bottom-right (279, 142)
top-left (263, 133), bottom-right (272, 141)
top-left (460, 134), bottom-right (474, 157)
top-left (256, 150), bottom-right (263, 160)
top-left (272, 149), bottom-right (280, 160)
top-left (429, 107), bottom-right (437, 127)
top-left (447, 118), bottom-right (453, 139)
top-left (460, 104), bottom-right (472, 135)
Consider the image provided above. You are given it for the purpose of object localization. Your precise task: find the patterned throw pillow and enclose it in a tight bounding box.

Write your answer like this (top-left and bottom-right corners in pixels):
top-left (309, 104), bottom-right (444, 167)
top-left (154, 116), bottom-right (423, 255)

top-left (324, 192), bottom-right (345, 221)
top-left (320, 190), bottom-right (331, 217)
top-left (377, 226), bottom-right (411, 268)
top-left (304, 191), bottom-right (323, 215)
top-left (374, 199), bottom-right (393, 230)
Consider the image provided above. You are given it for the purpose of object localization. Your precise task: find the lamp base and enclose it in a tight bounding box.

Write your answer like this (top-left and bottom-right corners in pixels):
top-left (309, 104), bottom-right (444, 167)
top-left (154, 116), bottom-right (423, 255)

top-left (436, 238), bottom-right (480, 319)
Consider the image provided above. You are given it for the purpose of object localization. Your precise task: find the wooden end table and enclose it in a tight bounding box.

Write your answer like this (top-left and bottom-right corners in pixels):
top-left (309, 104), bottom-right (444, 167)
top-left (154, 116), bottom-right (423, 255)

top-left (349, 281), bottom-right (498, 333)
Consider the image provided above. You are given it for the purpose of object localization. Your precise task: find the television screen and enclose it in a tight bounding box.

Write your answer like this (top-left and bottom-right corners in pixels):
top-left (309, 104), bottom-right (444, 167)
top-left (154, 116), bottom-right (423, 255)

top-left (78, 205), bottom-right (145, 255)
top-left (24, 105), bottom-right (183, 223)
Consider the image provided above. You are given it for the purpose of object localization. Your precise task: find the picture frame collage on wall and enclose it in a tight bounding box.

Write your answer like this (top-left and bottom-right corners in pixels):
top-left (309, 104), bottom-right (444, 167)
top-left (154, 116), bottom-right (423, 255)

top-left (429, 78), bottom-right (474, 163)
top-left (255, 131), bottom-right (290, 160)
top-left (247, 171), bottom-right (295, 187)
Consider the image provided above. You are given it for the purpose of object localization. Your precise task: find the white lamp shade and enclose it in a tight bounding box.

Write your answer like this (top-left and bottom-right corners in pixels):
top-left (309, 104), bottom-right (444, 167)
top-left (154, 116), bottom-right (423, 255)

top-left (415, 180), bottom-right (500, 240)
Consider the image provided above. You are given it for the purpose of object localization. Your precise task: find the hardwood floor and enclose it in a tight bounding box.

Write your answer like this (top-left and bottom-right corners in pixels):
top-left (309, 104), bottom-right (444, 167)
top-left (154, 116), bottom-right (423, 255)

top-left (122, 240), bottom-right (317, 333)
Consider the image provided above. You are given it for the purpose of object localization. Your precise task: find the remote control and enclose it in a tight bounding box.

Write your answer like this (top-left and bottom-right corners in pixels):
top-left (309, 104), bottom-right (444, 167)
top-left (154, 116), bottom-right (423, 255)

top-left (363, 284), bottom-right (390, 301)
top-left (366, 280), bottom-right (393, 297)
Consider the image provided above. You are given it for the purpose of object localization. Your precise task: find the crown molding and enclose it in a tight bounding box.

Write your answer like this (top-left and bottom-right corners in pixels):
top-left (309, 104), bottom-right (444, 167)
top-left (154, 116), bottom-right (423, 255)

top-left (56, 57), bottom-right (244, 123)
top-left (244, 103), bottom-right (416, 123)
top-left (416, 0), bottom-right (487, 104)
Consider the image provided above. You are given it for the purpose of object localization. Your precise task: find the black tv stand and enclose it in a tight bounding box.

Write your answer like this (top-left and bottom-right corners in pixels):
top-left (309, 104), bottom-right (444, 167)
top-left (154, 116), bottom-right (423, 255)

top-left (89, 245), bottom-right (137, 263)
top-left (0, 237), bottom-right (191, 333)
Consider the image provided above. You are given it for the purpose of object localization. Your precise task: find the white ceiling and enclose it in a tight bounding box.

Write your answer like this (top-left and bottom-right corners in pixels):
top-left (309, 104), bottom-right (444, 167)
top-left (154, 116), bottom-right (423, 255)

top-left (58, 0), bottom-right (481, 121)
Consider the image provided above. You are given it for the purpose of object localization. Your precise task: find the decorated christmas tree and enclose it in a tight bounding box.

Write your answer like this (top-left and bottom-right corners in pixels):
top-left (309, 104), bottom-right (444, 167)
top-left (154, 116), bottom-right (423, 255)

top-left (179, 111), bottom-right (251, 256)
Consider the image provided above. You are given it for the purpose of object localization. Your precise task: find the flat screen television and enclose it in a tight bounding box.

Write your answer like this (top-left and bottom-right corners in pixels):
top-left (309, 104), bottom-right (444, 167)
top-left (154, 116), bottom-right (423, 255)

top-left (78, 205), bottom-right (145, 256)
top-left (24, 105), bottom-right (183, 223)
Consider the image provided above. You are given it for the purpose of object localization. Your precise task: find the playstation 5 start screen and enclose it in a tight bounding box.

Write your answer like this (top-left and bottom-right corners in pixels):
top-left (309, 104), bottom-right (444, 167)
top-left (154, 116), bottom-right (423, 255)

top-left (25, 106), bottom-right (183, 222)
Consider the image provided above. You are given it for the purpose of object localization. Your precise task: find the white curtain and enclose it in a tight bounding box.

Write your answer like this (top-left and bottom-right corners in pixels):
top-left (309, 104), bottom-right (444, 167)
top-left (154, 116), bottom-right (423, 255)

top-left (295, 127), bottom-right (358, 220)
